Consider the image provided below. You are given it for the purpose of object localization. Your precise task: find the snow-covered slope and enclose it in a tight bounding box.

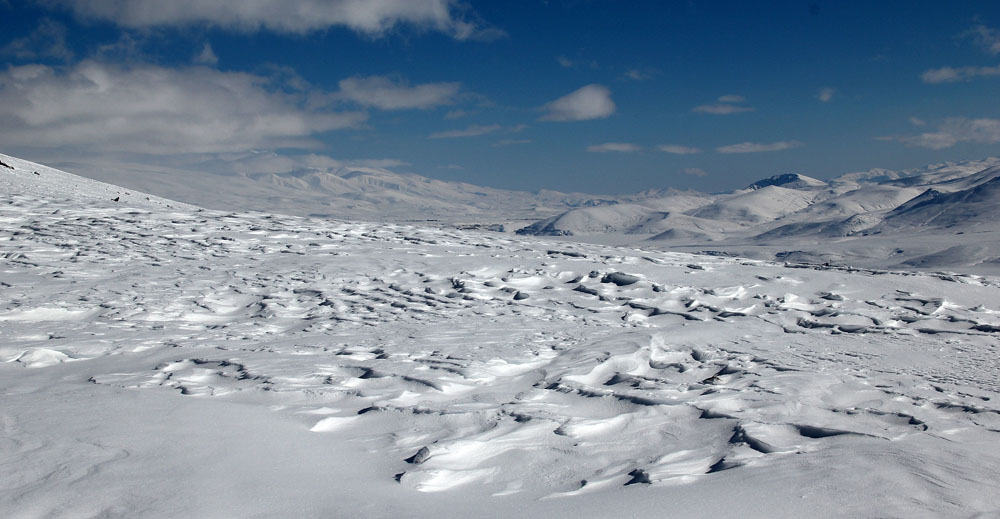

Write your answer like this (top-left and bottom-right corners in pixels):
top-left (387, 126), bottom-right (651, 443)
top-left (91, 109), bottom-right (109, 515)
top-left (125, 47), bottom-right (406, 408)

top-left (689, 185), bottom-right (820, 224)
top-left (4, 154), bottom-right (1000, 518)
top-left (38, 154), bottom-right (623, 223)
top-left (877, 172), bottom-right (1000, 231)
top-left (0, 153), bottom-right (192, 210)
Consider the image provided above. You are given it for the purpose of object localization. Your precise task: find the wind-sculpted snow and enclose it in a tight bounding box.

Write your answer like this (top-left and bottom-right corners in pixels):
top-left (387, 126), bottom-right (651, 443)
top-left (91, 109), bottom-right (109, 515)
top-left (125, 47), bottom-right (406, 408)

top-left (4, 174), bottom-right (1000, 517)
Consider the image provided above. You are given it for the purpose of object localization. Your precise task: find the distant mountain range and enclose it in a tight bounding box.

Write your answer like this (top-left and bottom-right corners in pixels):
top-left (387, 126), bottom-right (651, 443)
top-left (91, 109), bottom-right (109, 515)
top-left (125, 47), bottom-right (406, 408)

top-left (513, 159), bottom-right (1000, 272)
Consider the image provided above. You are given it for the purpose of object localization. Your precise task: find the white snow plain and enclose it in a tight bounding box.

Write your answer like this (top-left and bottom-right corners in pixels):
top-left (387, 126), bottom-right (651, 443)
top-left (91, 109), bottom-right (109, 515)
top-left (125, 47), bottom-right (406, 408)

top-left (3, 154), bottom-right (1000, 518)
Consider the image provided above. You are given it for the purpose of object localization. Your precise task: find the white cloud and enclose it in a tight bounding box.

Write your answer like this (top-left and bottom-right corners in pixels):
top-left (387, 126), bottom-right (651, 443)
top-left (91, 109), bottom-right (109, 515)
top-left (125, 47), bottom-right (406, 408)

top-left (921, 65), bottom-right (1000, 83)
top-left (716, 141), bottom-right (803, 153)
top-left (429, 124), bottom-right (501, 138)
top-left (194, 43), bottom-right (218, 65)
top-left (909, 116), bottom-right (926, 126)
top-left (0, 61), bottom-right (366, 155)
top-left (43, 0), bottom-right (503, 40)
top-left (693, 95), bottom-right (753, 115)
top-left (963, 24), bottom-right (1000, 55)
top-left (658, 144), bottom-right (702, 155)
top-left (586, 142), bottom-right (641, 153)
top-left (337, 75), bottom-right (461, 110)
top-left (882, 117), bottom-right (1000, 150)
top-left (682, 168), bottom-right (708, 177)
top-left (539, 84), bottom-right (615, 122)
top-left (817, 87), bottom-right (835, 102)
top-left (2, 18), bottom-right (73, 61)
top-left (556, 56), bottom-right (574, 68)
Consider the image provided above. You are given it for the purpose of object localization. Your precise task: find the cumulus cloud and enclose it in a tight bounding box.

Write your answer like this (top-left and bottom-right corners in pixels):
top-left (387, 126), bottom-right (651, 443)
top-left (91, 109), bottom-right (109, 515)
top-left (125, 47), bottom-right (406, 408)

top-left (693, 95), bottom-right (753, 115)
top-left (881, 117), bottom-right (1000, 150)
top-left (0, 61), bottom-right (366, 155)
top-left (41, 0), bottom-right (503, 40)
top-left (429, 124), bottom-right (501, 138)
top-left (337, 75), bottom-right (461, 110)
top-left (539, 84), bottom-right (615, 122)
top-left (682, 168), bottom-right (708, 177)
top-left (586, 142), bottom-right (641, 153)
top-left (921, 65), bottom-right (1000, 83)
top-left (817, 87), bottom-right (835, 102)
top-left (716, 141), bottom-right (803, 153)
top-left (2, 18), bottom-right (73, 61)
top-left (658, 144), bottom-right (702, 155)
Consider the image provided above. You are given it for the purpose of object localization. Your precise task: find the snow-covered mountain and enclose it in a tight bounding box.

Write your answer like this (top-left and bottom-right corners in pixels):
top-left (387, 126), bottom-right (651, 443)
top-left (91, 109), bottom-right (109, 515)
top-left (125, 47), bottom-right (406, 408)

top-left (515, 158), bottom-right (1000, 272)
top-left (4, 153), bottom-right (1000, 518)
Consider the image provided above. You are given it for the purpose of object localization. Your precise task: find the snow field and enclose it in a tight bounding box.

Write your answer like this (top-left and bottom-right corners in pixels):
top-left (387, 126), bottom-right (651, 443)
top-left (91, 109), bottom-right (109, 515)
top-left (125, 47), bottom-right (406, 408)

top-left (3, 158), bottom-right (1000, 517)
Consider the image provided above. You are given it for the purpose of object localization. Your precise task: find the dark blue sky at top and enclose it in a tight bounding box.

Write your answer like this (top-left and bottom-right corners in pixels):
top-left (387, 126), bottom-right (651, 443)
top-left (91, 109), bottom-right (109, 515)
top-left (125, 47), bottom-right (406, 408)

top-left (2, 1), bottom-right (999, 194)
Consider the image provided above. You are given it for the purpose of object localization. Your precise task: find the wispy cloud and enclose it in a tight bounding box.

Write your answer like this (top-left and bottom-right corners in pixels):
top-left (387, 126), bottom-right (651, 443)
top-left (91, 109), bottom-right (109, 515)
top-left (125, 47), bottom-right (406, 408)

top-left (492, 139), bottom-right (531, 147)
top-left (556, 55), bottom-right (574, 68)
top-left (963, 24), bottom-right (1000, 55)
top-left (879, 117), bottom-right (1000, 150)
top-left (658, 144), bottom-right (701, 155)
top-left (429, 124), bottom-right (502, 138)
top-left (444, 109), bottom-right (474, 119)
top-left (693, 95), bottom-right (753, 115)
top-left (921, 65), bottom-right (1000, 83)
top-left (539, 84), bottom-right (615, 122)
top-left (194, 43), bottom-right (218, 65)
top-left (623, 69), bottom-right (651, 81)
top-left (817, 87), bottom-right (835, 102)
top-left (1, 18), bottom-right (73, 61)
top-left (682, 168), bottom-right (708, 177)
top-left (909, 116), bottom-right (926, 126)
top-left (43, 0), bottom-right (504, 40)
top-left (337, 75), bottom-right (461, 110)
top-left (0, 61), bottom-right (366, 155)
top-left (716, 141), bottom-right (803, 153)
top-left (586, 142), bottom-right (641, 153)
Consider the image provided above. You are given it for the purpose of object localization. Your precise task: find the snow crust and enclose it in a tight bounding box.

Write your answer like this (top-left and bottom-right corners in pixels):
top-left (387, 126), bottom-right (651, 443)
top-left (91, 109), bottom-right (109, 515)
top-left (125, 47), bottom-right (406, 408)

top-left (3, 155), bottom-right (1000, 517)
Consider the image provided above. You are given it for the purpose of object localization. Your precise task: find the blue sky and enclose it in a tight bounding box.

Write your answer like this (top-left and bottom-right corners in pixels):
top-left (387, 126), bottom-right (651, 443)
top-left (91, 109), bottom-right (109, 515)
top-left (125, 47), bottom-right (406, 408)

top-left (1, 1), bottom-right (999, 194)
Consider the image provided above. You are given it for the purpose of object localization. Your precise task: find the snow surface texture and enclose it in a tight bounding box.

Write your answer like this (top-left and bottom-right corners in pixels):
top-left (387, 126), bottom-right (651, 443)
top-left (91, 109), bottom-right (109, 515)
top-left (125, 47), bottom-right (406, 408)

top-left (3, 156), bottom-right (1000, 517)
